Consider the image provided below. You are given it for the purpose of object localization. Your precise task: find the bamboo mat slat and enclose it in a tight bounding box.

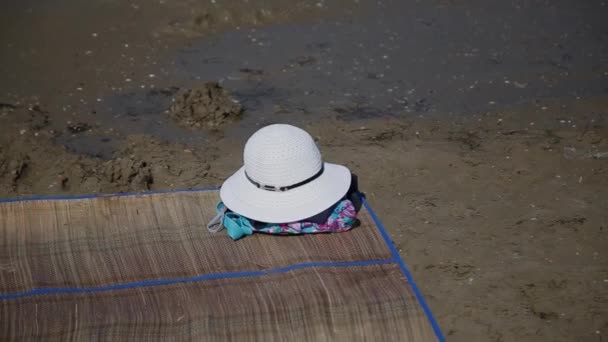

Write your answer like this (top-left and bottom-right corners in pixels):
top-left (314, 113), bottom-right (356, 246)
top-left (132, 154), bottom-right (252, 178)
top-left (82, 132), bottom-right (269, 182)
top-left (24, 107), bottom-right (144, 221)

top-left (0, 189), bottom-right (442, 341)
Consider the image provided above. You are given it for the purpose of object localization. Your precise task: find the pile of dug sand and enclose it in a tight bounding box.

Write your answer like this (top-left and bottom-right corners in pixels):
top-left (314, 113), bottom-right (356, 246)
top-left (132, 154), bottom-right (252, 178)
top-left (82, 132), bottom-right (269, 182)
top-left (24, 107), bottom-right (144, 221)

top-left (167, 82), bottom-right (243, 129)
top-left (0, 105), bottom-right (214, 196)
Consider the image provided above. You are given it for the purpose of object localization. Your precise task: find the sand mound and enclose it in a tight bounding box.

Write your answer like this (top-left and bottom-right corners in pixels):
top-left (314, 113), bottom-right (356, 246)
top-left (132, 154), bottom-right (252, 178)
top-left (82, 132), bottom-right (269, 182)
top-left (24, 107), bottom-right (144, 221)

top-left (168, 82), bottom-right (242, 129)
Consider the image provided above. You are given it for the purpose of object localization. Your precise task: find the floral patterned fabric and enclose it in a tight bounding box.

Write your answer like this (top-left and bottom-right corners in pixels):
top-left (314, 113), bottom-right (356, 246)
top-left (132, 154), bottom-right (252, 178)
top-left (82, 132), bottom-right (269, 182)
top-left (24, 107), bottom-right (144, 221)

top-left (254, 199), bottom-right (357, 234)
top-left (208, 200), bottom-right (357, 240)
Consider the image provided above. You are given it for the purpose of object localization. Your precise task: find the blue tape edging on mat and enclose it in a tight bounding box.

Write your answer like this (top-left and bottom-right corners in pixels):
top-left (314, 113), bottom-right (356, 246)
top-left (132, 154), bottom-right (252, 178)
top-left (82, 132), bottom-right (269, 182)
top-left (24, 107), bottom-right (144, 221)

top-left (362, 197), bottom-right (446, 342)
top-left (0, 186), bottom-right (221, 203)
top-left (0, 259), bottom-right (395, 300)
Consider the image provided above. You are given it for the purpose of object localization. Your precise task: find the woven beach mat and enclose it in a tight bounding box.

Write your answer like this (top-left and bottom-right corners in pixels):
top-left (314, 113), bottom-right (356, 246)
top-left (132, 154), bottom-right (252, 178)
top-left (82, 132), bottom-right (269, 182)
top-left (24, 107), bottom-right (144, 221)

top-left (0, 189), bottom-right (443, 341)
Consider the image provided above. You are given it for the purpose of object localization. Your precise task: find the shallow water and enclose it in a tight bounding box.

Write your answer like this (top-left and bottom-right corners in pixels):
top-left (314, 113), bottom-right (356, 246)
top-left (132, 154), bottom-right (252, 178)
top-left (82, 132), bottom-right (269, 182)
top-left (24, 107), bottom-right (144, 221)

top-left (108, 0), bottom-right (608, 139)
top-left (2, 0), bottom-right (608, 150)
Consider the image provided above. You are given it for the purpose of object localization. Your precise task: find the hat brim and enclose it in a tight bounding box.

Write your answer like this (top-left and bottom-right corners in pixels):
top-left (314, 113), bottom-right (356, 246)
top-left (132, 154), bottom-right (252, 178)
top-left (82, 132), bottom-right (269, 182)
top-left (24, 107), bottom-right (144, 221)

top-left (220, 163), bottom-right (352, 223)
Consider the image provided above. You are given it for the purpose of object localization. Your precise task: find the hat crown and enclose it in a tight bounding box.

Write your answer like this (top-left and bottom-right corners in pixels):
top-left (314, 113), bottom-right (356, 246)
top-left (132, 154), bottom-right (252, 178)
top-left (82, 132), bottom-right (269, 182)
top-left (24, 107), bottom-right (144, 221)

top-left (244, 124), bottom-right (323, 188)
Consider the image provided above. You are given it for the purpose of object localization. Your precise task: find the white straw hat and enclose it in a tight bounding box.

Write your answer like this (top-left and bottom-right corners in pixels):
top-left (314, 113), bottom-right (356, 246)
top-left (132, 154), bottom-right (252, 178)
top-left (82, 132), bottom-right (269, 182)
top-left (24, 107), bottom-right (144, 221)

top-left (220, 124), bottom-right (351, 223)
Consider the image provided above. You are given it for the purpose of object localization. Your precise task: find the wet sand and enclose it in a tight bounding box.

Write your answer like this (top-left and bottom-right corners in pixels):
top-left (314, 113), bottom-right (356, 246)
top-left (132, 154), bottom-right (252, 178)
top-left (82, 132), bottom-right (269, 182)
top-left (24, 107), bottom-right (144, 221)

top-left (1, 0), bottom-right (607, 340)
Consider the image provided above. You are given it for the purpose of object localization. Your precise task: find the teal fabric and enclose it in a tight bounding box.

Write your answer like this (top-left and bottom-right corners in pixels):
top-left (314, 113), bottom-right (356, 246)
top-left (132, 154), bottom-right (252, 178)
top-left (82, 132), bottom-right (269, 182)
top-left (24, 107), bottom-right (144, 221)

top-left (223, 211), bottom-right (254, 240)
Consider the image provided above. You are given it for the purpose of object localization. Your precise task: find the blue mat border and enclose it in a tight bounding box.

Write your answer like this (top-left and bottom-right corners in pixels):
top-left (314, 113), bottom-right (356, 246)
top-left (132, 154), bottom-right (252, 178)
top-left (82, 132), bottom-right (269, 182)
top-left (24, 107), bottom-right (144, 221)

top-left (361, 197), bottom-right (445, 342)
top-left (0, 187), bottom-right (445, 341)
top-left (0, 259), bottom-right (395, 300)
top-left (0, 187), bottom-right (221, 203)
